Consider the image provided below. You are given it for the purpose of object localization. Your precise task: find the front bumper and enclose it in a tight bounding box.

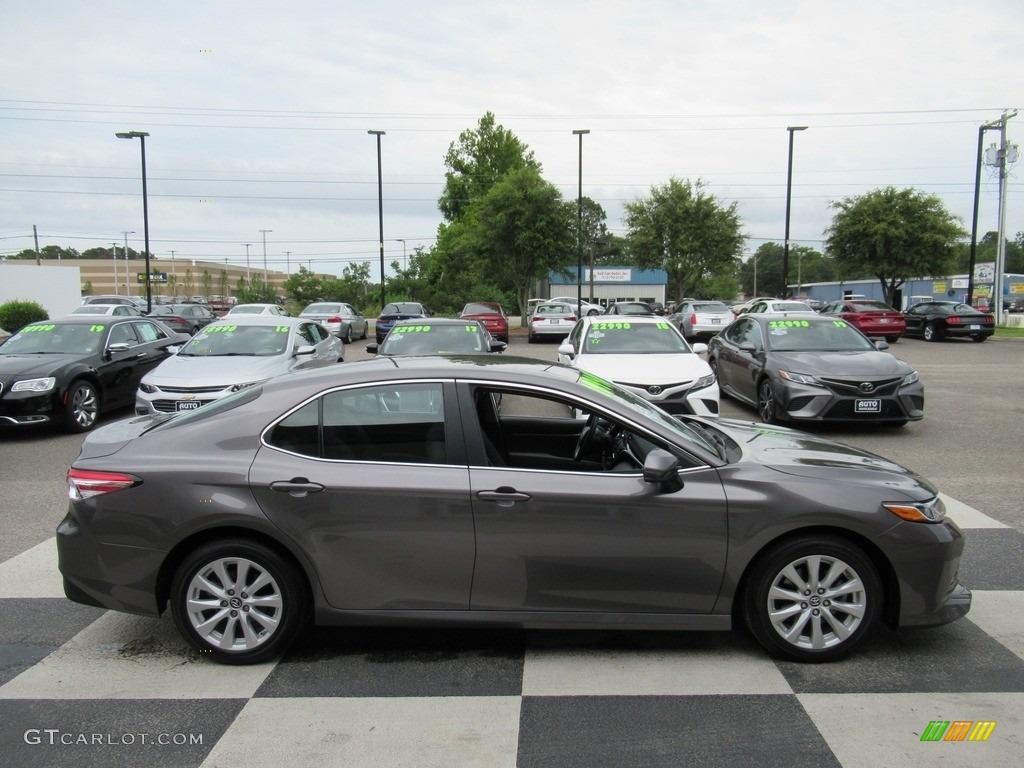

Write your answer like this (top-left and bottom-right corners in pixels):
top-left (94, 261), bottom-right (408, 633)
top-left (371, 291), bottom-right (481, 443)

top-left (773, 376), bottom-right (923, 423)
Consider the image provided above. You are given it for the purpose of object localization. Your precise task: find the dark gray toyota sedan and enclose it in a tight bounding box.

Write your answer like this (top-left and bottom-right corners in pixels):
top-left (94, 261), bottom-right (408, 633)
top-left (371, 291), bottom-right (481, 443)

top-left (58, 356), bottom-right (969, 665)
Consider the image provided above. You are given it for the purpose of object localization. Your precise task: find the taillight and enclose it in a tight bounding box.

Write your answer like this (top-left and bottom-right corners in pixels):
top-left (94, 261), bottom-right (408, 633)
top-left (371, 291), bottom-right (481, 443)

top-left (566, 315), bottom-right (577, 322)
top-left (67, 468), bottom-right (139, 500)
top-left (328, 315), bottom-right (343, 323)
top-left (947, 317), bottom-right (961, 325)
top-left (690, 314), bottom-right (697, 325)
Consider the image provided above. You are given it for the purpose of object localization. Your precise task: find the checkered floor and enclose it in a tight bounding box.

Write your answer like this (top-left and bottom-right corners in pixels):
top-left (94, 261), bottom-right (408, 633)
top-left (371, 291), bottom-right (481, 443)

top-left (1, 495), bottom-right (1022, 768)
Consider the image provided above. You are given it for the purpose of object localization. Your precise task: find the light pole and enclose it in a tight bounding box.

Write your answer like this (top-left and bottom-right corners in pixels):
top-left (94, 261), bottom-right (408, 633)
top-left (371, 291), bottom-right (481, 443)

top-left (169, 249), bottom-right (176, 279)
top-left (285, 251), bottom-right (291, 275)
top-left (783, 126), bottom-right (807, 299)
top-left (115, 131), bottom-right (152, 312)
top-left (259, 229), bottom-right (272, 285)
top-left (111, 242), bottom-right (119, 295)
top-left (573, 129), bottom-right (590, 313)
top-left (396, 239), bottom-right (407, 271)
top-left (121, 230), bottom-right (135, 297)
top-left (243, 243), bottom-right (252, 281)
top-left (368, 130), bottom-right (386, 309)
top-left (797, 248), bottom-right (804, 297)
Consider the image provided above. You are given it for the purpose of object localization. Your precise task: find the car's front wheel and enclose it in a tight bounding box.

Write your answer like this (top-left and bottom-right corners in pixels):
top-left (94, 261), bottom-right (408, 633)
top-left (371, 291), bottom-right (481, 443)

top-left (923, 322), bottom-right (941, 342)
top-left (744, 536), bottom-right (881, 662)
top-left (64, 380), bottom-right (99, 433)
top-left (170, 539), bottom-right (309, 665)
top-left (757, 379), bottom-right (778, 423)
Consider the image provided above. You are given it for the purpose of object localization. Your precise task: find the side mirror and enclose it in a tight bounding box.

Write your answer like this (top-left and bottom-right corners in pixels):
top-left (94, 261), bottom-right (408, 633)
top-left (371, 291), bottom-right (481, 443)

top-left (691, 342), bottom-right (708, 354)
top-left (294, 345), bottom-right (316, 357)
top-left (874, 340), bottom-right (890, 351)
top-left (489, 340), bottom-right (507, 353)
top-left (738, 341), bottom-right (757, 353)
top-left (365, 343), bottom-right (379, 355)
top-left (557, 341), bottom-right (576, 359)
top-left (643, 449), bottom-right (683, 493)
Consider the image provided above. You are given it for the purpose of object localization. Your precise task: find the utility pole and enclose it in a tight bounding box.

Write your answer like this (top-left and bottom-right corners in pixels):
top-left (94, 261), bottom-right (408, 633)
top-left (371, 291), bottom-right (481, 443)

top-left (991, 109), bottom-right (1018, 325)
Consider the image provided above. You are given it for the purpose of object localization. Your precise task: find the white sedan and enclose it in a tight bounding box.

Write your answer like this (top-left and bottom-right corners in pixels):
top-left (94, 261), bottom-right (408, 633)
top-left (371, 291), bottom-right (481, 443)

top-left (226, 303), bottom-right (290, 317)
top-left (557, 316), bottom-right (719, 417)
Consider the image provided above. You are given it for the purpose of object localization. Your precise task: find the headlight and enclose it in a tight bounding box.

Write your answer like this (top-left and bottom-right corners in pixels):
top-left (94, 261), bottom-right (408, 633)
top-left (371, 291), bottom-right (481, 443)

top-left (692, 373), bottom-right (716, 390)
top-left (778, 370), bottom-right (819, 386)
top-left (902, 370), bottom-right (920, 386)
top-left (883, 496), bottom-right (945, 523)
top-left (139, 382), bottom-right (158, 394)
top-left (11, 377), bottom-right (56, 393)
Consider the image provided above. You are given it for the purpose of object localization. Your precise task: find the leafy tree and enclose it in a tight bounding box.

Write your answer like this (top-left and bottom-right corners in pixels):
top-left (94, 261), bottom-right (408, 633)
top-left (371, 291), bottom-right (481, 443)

top-left (466, 166), bottom-right (575, 321)
top-left (824, 187), bottom-right (965, 307)
top-left (282, 267), bottom-right (325, 305)
top-left (236, 277), bottom-right (276, 304)
top-left (200, 270), bottom-right (214, 297)
top-left (624, 178), bottom-right (744, 301)
top-left (217, 270), bottom-right (230, 297)
top-left (438, 111), bottom-right (540, 223)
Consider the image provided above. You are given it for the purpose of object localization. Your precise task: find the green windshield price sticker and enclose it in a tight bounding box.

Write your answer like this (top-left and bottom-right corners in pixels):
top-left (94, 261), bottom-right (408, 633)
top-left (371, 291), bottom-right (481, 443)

top-left (205, 325), bottom-right (238, 333)
top-left (579, 370), bottom-right (615, 395)
top-left (656, 322), bottom-right (671, 330)
top-left (394, 325), bottom-right (432, 333)
top-left (832, 320), bottom-right (848, 328)
top-left (465, 325), bottom-right (477, 332)
top-left (275, 326), bottom-right (289, 333)
top-left (90, 325), bottom-right (104, 333)
top-left (591, 321), bottom-right (631, 330)
top-left (768, 320), bottom-right (810, 328)
top-left (22, 324), bottom-right (57, 333)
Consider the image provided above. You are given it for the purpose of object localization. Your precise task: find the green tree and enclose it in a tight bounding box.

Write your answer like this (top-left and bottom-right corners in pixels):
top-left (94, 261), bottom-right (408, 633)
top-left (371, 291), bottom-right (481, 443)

top-left (824, 187), bottom-right (965, 307)
top-left (282, 267), bottom-right (325, 305)
top-left (467, 166), bottom-right (575, 321)
top-left (624, 178), bottom-right (744, 301)
top-left (438, 111), bottom-right (540, 223)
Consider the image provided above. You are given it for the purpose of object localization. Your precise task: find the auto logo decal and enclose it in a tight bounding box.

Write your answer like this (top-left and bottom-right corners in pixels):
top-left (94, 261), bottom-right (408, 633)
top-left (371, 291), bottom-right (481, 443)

top-left (647, 385), bottom-right (663, 395)
top-left (858, 382), bottom-right (875, 393)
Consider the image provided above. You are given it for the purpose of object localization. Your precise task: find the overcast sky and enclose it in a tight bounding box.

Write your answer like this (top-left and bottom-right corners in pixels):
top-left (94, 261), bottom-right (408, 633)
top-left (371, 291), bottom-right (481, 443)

top-left (2, 1), bottom-right (1021, 280)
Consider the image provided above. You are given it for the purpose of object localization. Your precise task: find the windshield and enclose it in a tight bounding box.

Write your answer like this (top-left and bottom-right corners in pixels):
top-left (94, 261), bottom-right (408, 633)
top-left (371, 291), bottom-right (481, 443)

top-left (576, 370), bottom-right (719, 456)
top-left (583, 320), bottom-right (690, 354)
top-left (0, 323), bottom-right (105, 355)
top-left (766, 319), bottom-right (875, 352)
top-left (381, 324), bottom-right (485, 354)
top-left (178, 324), bottom-right (290, 357)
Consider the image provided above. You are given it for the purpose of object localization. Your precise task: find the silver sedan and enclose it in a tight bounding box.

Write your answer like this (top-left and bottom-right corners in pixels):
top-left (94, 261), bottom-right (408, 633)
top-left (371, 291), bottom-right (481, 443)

top-left (135, 316), bottom-right (343, 415)
top-left (299, 302), bottom-right (368, 343)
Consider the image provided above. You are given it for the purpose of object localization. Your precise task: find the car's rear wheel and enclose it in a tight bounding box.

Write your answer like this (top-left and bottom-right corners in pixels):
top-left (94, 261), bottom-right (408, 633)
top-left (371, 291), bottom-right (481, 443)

top-left (64, 380), bottom-right (99, 433)
top-left (972, 335), bottom-right (988, 343)
top-left (744, 536), bottom-right (881, 662)
top-left (170, 539), bottom-right (309, 665)
top-left (923, 322), bottom-right (941, 342)
top-left (360, 324), bottom-right (367, 340)
top-left (757, 379), bottom-right (777, 423)
top-left (344, 326), bottom-right (354, 344)
top-left (885, 336), bottom-right (899, 343)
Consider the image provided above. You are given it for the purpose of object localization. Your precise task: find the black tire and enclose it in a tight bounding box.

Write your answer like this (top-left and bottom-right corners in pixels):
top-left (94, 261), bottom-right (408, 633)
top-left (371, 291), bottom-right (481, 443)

top-left (528, 333), bottom-right (536, 344)
top-left (885, 335), bottom-right (899, 344)
top-left (972, 335), bottom-right (987, 343)
top-left (757, 378), bottom-right (778, 423)
top-left (192, 325), bottom-right (200, 335)
top-left (170, 539), bottom-right (309, 665)
top-left (743, 535), bottom-right (881, 662)
top-left (344, 326), bottom-right (354, 344)
top-left (923, 322), bottom-right (941, 342)
top-left (587, 309), bottom-right (599, 316)
top-left (359, 324), bottom-right (367, 340)
top-left (708, 357), bottom-right (720, 380)
top-left (64, 380), bottom-right (100, 433)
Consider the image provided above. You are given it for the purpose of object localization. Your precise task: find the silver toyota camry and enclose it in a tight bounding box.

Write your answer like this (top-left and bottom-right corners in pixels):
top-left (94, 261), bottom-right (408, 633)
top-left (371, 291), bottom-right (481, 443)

top-left (61, 356), bottom-right (969, 665)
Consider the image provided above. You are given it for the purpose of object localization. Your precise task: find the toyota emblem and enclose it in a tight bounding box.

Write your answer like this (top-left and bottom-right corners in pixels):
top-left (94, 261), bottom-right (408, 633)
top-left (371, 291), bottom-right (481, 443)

top-left (648, 385), bottom-right (663, 396)
top-left (858, 382), bottom-right (875, 393)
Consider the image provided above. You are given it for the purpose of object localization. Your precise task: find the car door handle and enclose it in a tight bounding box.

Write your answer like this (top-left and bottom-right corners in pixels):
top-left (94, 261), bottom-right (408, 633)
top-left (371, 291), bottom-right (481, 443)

top-left (477, 488), bottom-right (532, 507)
top-left (270, 479), bottom-right (325, 497)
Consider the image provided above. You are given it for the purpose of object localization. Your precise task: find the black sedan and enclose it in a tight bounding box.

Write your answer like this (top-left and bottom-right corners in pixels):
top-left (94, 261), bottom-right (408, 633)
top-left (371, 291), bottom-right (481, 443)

top-left (147, 303), bottom-right (219, 335)
top-left (58, 356), bottom-right (967, 666)
top-left (903, 301), bottom-right (995, 342)
top-left (366, 318), bottom-right (507, 355)
top-left (0, 316), bottom-right (188, 432)
top-left (707, 314), bottom-right (924, 425)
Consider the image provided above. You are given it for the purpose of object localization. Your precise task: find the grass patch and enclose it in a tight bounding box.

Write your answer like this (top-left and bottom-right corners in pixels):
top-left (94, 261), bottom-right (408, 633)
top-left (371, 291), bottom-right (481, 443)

top-left (994, 325), bottom-right (1024, 339)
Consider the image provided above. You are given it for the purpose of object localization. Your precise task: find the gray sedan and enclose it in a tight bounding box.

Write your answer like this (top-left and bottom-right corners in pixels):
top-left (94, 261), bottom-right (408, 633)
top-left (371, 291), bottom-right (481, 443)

top-left (134, 316), bottom-right (343, 415)
top-left (61, 356), bottom-right (967, 666)
top-left (299, 302), bottom-right (368, 343)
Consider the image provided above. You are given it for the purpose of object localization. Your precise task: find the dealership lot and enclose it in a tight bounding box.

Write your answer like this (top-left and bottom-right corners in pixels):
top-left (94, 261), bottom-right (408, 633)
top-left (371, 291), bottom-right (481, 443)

top-left (1, 335), bottom-right (1022, 766)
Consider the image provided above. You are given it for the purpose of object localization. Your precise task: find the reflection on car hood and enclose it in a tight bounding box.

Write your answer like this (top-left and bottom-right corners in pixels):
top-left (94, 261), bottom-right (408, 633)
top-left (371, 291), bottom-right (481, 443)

top-left (771, 350), bottom-right (910, 376)
top-left (713, 418), bottom-right (936, 498)
top-left (143, 354), bottom-right (288, 385)
top-left (577, 353), bottom-right (711, 383)
top-left (0, 353), bottom-right (80, 376)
